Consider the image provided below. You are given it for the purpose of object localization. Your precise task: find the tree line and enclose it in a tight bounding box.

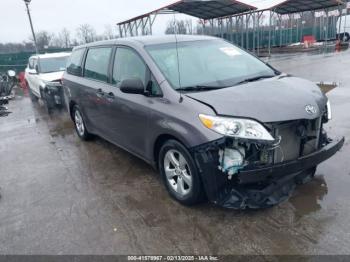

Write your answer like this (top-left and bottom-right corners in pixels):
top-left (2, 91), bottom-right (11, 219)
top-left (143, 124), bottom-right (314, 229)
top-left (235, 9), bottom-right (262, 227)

top-left (0, 24), bottom-right (118, 54)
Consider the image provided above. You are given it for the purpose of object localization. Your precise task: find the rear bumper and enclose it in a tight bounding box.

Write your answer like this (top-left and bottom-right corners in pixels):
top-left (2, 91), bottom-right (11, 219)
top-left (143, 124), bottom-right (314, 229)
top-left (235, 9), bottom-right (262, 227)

top-left (238, 137), bottom-right (345, 184)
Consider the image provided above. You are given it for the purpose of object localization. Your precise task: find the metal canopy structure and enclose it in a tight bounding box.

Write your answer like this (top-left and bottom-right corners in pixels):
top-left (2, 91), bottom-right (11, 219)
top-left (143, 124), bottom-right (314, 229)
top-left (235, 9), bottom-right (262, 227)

top-left (117, 0), bottom-right (348, 56)
top-left (117, 0), bottom-right (256, 37)
top-left (271, 0), bottom-right (344, 14)
top-left (168, 0), bottom-right (256, 19)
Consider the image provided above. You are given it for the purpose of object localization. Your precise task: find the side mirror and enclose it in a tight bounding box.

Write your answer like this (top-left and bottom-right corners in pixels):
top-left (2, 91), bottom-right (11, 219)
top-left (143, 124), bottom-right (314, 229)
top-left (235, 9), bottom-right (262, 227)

top-left (7, 70), bottom-right (16, 77)
top-left (28, 68), bottom-right (37, 75)
top-left (120, 78), bottom-right (145, 95)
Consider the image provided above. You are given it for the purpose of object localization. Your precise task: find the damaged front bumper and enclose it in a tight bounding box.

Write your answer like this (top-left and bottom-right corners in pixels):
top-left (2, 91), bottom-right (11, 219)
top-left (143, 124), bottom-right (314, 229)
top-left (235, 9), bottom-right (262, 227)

top-left (192, 137), bottom-right (344, 209)
top-left (237, 137), bottom-right (344, 184)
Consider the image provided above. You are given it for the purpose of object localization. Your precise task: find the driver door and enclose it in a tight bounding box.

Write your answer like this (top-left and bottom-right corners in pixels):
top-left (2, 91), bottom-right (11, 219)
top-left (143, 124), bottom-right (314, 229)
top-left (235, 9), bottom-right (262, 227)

top-left (102, 47), bottom-right (158, 157)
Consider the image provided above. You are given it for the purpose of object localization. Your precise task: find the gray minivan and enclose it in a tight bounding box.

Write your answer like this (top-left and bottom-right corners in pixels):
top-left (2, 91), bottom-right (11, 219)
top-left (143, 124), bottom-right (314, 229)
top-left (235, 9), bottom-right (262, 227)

top-left (63, 35), bottom-right (344, 209)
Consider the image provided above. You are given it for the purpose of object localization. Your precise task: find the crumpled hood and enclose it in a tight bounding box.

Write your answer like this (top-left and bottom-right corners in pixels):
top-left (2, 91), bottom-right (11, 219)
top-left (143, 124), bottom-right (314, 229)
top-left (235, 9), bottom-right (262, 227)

top-left (39, 71), bottom-right (64, 82)
top-left (186, 76), bottom-right (327, 123)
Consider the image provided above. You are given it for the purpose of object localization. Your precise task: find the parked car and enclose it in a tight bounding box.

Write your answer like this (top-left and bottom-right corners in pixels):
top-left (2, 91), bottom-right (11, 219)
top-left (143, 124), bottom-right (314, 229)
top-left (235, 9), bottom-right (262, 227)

top-left (63, 35), bottom-right (344, 209)
top-left (25, 52), bottom-right (71, 112)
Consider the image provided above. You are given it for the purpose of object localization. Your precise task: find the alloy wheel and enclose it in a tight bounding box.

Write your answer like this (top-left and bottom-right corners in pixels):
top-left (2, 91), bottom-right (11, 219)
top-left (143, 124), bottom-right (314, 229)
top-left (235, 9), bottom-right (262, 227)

top-left (74, 110), bottom-right (85, 137)
top-left (163, 149), bottom-right (193, 197)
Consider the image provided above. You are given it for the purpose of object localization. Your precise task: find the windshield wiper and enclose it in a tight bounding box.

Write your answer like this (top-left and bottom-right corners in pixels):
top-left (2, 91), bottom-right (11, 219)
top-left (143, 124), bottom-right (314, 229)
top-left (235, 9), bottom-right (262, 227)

top-left (177, 85), bottom-right (226, 92)
top-left (235, 75), bottom-right (276, 85)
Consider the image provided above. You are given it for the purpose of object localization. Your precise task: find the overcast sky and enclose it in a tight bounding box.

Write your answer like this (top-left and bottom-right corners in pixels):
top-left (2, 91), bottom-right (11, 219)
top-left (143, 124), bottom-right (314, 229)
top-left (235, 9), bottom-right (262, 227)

top-left (0, 0), bottom-right (261, 43)
top-left (0, 0), bottom-right (192, 43)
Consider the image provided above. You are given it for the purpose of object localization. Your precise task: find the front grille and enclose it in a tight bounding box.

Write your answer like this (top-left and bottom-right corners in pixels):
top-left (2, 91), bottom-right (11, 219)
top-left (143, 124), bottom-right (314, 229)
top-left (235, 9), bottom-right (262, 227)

top-left (271, 118), bottom-right (322, 164)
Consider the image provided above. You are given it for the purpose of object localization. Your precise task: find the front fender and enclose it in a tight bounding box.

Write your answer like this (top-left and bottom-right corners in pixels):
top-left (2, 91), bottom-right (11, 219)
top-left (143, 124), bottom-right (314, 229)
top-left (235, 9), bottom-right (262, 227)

top-left (146, 116), bottom-right (223, 166)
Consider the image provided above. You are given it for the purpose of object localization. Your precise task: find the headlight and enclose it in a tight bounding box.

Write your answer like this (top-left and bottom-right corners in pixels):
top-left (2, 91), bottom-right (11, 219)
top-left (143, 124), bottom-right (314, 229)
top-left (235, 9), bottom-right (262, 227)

top-left (199, 114), bottom-right (274, 141)
top-left (326, 99), bottom-right (332, 120)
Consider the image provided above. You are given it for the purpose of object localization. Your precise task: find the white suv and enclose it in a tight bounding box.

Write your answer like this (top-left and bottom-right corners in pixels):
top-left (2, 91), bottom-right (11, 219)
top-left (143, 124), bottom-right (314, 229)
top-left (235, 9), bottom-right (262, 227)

top-left (25, 52), bottom-right (70, 98)
top-left (25, 52), bottom-right (70, 112)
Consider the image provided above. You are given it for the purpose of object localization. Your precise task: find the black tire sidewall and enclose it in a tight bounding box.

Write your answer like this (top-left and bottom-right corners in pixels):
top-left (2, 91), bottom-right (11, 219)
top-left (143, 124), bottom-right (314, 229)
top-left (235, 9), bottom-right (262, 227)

top-left (158, 140), bottom-right (204, 205)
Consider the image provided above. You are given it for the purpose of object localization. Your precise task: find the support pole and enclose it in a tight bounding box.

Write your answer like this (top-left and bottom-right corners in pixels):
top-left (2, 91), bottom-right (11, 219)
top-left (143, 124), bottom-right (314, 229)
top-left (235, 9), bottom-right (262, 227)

top-left (246, 14), bottom-right (249, 50)
top-left (149, 15), bottom-right (153, 35)
top-left (202, 20), bottom-right (205, 35)
top-left (257, 11), bottom-right (263, 55)
top-left (118, 25), bottom-right (123, 38)
top-left (128, 22), bottom-right (133, 36)
top-left (24, 2), bottom-right (38, 54)
top-left (141, 18), bottom-right (145, 35)
top-left (252, 13), bottom-right (256, 52)
top-left (325, 9), bottom-right (329, 54)
top-left (268, 10), bottom-right (272, 56)
top-left (134, 20), bottom-right (138, 36)
top-left (235, 17), bottom-right (238, 44)
top-left (123, 24), bottom-right (127, 37)
top-left (241, 16), bottom-right (243, 48)
top-left (296, 14), bottom-right (299, 43)
top-left (229, 17), bottom-right (233, 43)
top-left (257, 13), bottom-right (260, 55)
top-left (279, 15), bottom-right (282, 47)
top-left (338, 5), bottom-right (342, 40)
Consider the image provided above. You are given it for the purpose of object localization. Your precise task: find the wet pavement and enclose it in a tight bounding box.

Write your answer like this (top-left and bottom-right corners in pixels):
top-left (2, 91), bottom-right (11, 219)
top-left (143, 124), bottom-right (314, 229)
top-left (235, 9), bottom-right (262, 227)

top-left (0, 51), bottom-right (349, 255)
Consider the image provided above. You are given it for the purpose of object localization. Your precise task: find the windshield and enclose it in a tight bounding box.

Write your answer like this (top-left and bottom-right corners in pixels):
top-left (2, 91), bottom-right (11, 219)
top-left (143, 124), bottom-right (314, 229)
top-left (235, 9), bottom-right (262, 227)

top-left (39, 56), bottom-right (69, 74)
top-left (146, 39), bottom-right (276, 91)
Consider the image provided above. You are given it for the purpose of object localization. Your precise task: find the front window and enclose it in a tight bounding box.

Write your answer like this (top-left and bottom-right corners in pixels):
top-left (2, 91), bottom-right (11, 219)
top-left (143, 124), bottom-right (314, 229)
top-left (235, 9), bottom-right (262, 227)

top-left (39, 56), bottom-right (69, 74)
top-left (112, 47), bottom-right (147, 86)
top-left (113, 47), bottom-right (162, 96)
top-left (146, 39), bottom-right (276, 91)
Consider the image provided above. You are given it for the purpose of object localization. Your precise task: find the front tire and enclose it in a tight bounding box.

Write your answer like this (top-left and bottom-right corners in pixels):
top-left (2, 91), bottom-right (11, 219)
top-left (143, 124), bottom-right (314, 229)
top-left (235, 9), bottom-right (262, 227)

top-left (73, 106), bottom-right (92, 141)
top-left (159, 140), bottom-right (205, 206)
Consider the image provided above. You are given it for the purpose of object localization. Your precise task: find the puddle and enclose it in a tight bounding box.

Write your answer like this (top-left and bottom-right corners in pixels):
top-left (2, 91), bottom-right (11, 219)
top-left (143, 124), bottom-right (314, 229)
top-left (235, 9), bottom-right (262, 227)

top-left (289, 175), bottom-right (328, 217)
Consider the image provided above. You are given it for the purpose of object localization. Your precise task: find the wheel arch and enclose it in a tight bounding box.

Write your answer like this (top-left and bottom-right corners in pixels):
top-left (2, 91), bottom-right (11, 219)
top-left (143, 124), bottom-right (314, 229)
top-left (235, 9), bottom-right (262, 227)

top-left (153, 134), bottom-right (189, 169)
top-left (69, 100), bottom-right (77, 120)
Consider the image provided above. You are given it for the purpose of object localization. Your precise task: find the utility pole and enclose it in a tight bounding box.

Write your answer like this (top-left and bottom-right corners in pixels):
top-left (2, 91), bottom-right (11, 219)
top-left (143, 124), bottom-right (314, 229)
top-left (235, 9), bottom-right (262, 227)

top-left (24, 0), bottom-right (39, 54)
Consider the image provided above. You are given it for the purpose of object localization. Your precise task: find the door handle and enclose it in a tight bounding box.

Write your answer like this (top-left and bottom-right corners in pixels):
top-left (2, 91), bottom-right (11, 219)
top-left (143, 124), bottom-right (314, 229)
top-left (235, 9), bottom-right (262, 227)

top-left (106, 92), bottom-right (115, 100)
top-left (96, 88), bottom-right (104, 97)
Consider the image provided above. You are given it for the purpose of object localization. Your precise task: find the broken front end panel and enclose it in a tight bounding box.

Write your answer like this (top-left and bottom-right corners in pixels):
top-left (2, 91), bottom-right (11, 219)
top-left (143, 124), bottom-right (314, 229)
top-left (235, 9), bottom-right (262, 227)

top-left (192, 117), bottom-right (344, 209)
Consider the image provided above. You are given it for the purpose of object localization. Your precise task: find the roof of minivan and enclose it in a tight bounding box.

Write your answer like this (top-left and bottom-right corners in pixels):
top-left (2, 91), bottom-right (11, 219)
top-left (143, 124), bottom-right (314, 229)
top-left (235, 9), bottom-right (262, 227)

top-left (30, 52), bottom-right (71, 59)
top-left (74, 35), bottom-right (218, 50)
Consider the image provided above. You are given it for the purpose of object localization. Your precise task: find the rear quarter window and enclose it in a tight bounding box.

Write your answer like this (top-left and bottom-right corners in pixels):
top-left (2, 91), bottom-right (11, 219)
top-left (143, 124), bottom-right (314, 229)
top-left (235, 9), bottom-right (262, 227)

top-left (67, 48), bottom-right (85, 76)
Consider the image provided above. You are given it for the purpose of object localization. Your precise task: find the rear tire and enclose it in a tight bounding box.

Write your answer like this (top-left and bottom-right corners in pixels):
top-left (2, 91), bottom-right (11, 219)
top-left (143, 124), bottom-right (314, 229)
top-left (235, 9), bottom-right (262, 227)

top-left (158, 140), bottom-right (205, 206)
top-left (72, 105), bottom-right (92, 141)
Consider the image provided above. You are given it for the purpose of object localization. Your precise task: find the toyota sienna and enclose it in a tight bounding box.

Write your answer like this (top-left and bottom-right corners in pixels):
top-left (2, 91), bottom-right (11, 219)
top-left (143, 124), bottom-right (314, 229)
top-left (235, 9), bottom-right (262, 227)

top-left (62, 35), bottom-right (344, 209)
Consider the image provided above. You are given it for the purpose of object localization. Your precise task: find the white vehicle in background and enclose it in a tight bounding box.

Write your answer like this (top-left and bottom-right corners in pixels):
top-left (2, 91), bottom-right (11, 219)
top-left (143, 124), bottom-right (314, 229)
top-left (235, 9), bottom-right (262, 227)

top-left (337, 14), bottom-right (350, 42)
top-left (25, 52), bottom-right (71, 112)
